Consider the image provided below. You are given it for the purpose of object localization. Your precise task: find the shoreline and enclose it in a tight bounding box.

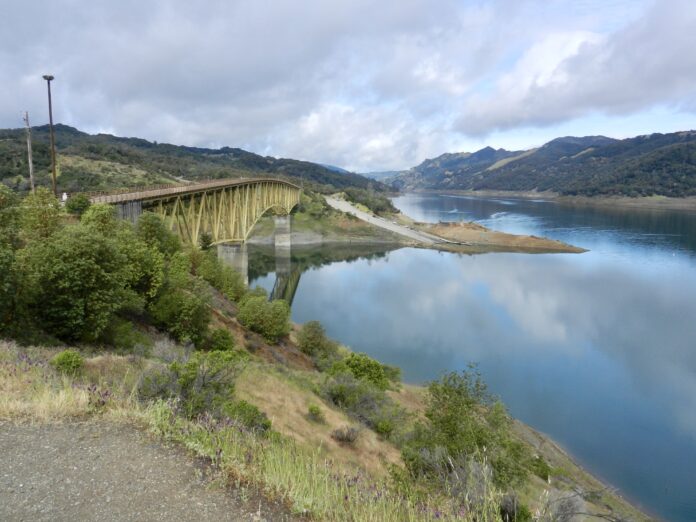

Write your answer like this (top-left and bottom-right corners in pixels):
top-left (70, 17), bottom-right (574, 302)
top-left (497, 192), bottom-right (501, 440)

top-left (411, 188), bottom-right (696, 212)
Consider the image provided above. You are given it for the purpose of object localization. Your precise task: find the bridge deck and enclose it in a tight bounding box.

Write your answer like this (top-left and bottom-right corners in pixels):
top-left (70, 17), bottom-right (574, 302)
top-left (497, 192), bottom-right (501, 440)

top-left (89, 177), bottom-right (301, 205)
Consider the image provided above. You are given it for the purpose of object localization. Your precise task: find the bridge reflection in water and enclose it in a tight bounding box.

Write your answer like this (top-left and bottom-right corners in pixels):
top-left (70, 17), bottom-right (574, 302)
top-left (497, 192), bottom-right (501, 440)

top-left (222, 241), bottom-right (400, 307)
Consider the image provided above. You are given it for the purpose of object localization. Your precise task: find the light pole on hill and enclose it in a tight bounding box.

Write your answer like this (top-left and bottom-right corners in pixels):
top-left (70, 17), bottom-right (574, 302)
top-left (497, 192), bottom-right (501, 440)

top-left (42, 74), bottom-right (57, 196)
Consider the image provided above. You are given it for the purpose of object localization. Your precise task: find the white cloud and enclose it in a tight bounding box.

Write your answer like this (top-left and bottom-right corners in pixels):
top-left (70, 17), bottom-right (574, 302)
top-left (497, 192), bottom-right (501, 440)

top-left (1, 0), bottom-right (693, 171)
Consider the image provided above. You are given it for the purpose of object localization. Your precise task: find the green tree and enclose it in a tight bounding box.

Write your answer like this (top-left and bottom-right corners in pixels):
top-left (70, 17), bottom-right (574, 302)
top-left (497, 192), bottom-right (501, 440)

top-left (297, 320), bottom-right (331, 356)
top-left (0, 185), bottom-right (20, 247)
top-left (149, 251), bottom-right (211, 346)
top-left (0, 242), bottom-right (17, 332)
top-left (191, 249), bottom-right (246, 302)
top-left (65, 193), bottom-right (91, 216)
top-left (19, 188), bottom-right (62, 242)
top-left (81, 203), bottom-right (118, 236)
top-left (343, 352), bottom-right (390, 390)
top-left (17, 225), bottom-right (130, 342)
top-left (237, 296), bottom-right (290, 342)
top-left (402, 369), bottom-right (529, 488)
top-left (136, 212), bottom-right (180, 257)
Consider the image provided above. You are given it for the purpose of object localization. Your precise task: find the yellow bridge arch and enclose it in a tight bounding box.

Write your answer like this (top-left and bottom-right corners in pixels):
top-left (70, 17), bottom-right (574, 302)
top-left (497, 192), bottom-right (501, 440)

top-left (89, 178), bottom-right (301, 245)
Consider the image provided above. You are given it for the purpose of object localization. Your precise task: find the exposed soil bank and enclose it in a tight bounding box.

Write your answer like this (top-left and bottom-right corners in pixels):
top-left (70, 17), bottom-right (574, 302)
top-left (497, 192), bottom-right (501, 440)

top-left (418, 221), bottom-right (587, 254)
top-left (413, 189), bottom-right (696, 212)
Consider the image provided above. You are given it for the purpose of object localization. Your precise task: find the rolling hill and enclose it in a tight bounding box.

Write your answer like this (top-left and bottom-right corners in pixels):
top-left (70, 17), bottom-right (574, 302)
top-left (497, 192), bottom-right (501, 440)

top-left (0, 124), bottom-right (383, 194)
top-left (390, 131), bottom-right (696, 197)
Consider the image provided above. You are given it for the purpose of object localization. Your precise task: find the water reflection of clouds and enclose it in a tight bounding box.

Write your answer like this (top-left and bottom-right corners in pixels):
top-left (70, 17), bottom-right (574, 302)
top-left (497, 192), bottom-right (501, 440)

top-left (295, 247), bottom-right (696, 439)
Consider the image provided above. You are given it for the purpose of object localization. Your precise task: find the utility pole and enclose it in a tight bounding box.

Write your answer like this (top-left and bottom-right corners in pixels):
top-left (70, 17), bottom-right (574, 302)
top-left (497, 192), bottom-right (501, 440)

top-left (42, 74), bottom-right (57, 196)
top-left (23, 111), bottom-right (35, 193)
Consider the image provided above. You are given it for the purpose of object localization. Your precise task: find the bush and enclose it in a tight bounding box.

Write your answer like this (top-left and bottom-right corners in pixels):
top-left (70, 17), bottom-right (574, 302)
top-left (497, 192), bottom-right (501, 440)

top-left (298, 320), bottom-right (336, 356)
top-left (206, 328), bottom-right (235, 351)
top-left (198, 231), bottom-right (213, 251)
top-left (135, 212), bottom-right (180, 257)
top-left (168, 350), bottom-right (246, 418)
top-left (331, 425), bottom-right (360, 445)
top-left (529, 455), bottom-right (552, 481)
top-left (51, 349), bottom-right (84, 375)
top-left (402, 369), bottom-right (530, 488)
top-left (65, 194), bottom-right (91, 216)
top-left (331, 352), bottom-right (389, 391)
top-left (307, 404), bottom-right (325, 423)
top-left (222, 400), bottom-right (271, 433)
top-left (137, 364), bottom-right (178, 401)
top-left (321, 371), bottom-right (407, 439)
top-left (192, 250), bottom-right (246, 302)
top-left (237, 296), bottom-right (290, 342)
top-left (149, 281), bottom-right (211, 347)
top-left (19, 188), bottom-right (62, 242)
top-left (18, 225), bottom-right (131, 342)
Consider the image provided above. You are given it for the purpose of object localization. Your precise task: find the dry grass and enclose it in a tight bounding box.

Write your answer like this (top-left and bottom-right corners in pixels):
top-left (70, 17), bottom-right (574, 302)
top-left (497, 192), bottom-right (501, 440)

top-left (235, 363), bottom-right (402, 477)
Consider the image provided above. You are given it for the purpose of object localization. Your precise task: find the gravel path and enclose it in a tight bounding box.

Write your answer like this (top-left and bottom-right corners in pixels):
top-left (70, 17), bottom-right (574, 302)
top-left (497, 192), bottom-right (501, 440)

top-left (0, 421), bottom-right (293, 522)
top-left (325, 196), bottom-right (445, 244)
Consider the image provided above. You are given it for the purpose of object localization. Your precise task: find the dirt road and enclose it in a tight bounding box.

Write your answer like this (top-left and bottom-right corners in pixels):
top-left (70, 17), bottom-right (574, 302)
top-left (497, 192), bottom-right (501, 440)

top-left (325, 196), bottom-right (444, 244)
top-left (0, 421), bottom-right (293, 522)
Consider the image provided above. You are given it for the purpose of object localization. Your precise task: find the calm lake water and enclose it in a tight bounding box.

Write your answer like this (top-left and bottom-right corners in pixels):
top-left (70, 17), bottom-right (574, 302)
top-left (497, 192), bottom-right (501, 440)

top-left (250, 193), bottom-right (696, 521)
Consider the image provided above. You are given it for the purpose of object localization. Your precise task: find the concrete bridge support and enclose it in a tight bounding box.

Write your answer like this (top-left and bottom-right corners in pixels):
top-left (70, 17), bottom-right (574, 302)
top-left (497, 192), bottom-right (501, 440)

top-left (274, 215), bottom-right (292, 250)
top-left (217, 243), bottom-right (248, 287)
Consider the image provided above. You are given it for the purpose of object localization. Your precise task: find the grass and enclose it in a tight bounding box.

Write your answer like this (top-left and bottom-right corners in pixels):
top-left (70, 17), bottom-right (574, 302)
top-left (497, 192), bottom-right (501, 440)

top-left (0, 337), bottom-right (647, 521)
top-left (58, 154), bottom-right (179, 192)
top-left (0, 340), bottom-right (500, 521)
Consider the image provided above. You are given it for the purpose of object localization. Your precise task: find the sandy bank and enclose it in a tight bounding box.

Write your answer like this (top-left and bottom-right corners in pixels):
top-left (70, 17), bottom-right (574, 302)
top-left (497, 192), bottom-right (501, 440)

top-left (419, 221), bottom-right (587, 254)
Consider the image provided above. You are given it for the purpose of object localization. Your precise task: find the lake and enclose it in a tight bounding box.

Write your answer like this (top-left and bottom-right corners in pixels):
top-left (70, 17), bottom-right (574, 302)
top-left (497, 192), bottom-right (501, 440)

top-left (250, 193), bottom-right (696, 521)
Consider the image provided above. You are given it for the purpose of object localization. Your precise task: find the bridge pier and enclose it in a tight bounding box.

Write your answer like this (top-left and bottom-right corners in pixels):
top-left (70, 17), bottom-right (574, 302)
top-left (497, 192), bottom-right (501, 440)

top-left (217, 243), bottom-right (248, 286)
top-left (274, 215), bottom-right (292, 250)
top-left (116, 201), bottom-right (142, 223)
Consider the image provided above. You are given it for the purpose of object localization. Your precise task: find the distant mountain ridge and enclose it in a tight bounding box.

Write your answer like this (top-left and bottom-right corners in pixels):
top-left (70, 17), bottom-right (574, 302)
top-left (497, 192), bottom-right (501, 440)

top-left (390, 131), bottom-right (696, 197)
top-left (0, 124), bottom-right (383, 194)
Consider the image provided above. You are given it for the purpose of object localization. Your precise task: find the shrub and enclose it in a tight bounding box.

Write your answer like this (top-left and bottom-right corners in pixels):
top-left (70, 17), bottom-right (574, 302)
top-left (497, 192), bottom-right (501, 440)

top-left (222, 400), bottom-right (271, 433)
top-left (135, 212), bottom-right (180, 257)
top-left (18, 225), bottom-right (131, 342)
top-left (530, 455), bottom-right (552, 481)
top-left (321, 371), bottom-right (407, 439)
top-left (206, 328), bottom-right (235, 351)
top-left (51, 349), bottom-right (84, 375)
top-left (65, 194), bottom-right (91, 216)
top-left (331, 425), bottom-right (360, 445)
top-left (402, 369), bottom-right (530, 489)
top-left (332, 352), bottom-right (389, 391)
top-left (19, 188), bottom-right (62, 242)
top-left (237, 296), bottom-right (290, 342)
top-left (81, 203), bottom-right (118, 235)
top-left (137, 364), bottom-right (178, 401)
top-left (149, 281), bottom-right (211, 347)
top-left (297, 320), bottom-right (338, 360)
top-left (307, 404), bottom-right (325, 423)
top-left (198, 232), bottom-right (213, 251)
top-left (169, 350), bottom-right (246, 418)
top-left (193, 250), bottom-right (246, 302)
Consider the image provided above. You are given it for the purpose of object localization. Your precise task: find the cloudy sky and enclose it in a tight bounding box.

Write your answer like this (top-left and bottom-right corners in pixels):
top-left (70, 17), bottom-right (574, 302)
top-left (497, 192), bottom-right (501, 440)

top-left (2, 0), bottom-right (695, 172)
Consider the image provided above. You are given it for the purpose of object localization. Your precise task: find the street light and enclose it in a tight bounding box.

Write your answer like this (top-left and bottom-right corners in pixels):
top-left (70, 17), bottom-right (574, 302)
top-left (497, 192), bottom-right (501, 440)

top-left (42, 74), bottom-right (57, 196)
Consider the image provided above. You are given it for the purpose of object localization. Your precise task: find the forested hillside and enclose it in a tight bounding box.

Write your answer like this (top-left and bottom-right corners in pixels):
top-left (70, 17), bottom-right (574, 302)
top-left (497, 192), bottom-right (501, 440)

top-left (0, 124), bottom-right (383, 194)
top-left (391, 131), bottom-right (696, 197)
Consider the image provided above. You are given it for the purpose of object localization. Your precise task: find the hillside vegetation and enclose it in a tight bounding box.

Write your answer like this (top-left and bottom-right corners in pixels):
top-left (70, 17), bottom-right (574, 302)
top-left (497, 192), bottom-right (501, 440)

top-left (0, 186), bottom-right (645, 521)
top-left (391, 131), bottom-right (696, 197)
top-left (0, 124), bottom-right (385, 195)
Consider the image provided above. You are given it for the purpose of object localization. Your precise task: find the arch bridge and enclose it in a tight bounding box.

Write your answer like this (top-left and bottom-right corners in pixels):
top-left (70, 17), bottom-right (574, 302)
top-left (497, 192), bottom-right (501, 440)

top-left (89, 178), bottom-right (301, 245)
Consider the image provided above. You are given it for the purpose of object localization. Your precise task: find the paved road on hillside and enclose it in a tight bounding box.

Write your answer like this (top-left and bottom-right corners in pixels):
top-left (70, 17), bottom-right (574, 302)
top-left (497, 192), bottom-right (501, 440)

top-left (325, 196), bottom-right (445, 245)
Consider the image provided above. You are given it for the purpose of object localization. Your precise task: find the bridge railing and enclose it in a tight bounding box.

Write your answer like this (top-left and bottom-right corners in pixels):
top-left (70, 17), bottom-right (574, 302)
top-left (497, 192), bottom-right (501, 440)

top-left (81, 175), bottom-right (301, 204)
